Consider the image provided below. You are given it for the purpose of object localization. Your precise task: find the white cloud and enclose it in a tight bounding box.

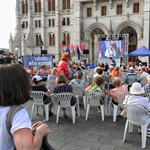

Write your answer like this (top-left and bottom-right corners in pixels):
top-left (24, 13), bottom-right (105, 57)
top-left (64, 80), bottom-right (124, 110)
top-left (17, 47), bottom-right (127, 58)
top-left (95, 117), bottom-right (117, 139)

top-left (0, 1), bottom-right (16, 48)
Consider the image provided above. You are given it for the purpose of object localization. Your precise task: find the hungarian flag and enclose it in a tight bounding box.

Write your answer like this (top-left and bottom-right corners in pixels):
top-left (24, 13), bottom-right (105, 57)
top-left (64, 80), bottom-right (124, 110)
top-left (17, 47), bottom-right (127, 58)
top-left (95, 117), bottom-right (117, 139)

top-left (73, 45), bottom-right (78, 56)
top-left (62, 45), bottom-right (68, 54)
top-left (79, 45), bottom-right (83, 57)
top-left (69, 45), bottom-right (74, 57)
top-left (72, 45), bottom-right (75, 56)
top-left (68, 45), bottom-right (71, 55)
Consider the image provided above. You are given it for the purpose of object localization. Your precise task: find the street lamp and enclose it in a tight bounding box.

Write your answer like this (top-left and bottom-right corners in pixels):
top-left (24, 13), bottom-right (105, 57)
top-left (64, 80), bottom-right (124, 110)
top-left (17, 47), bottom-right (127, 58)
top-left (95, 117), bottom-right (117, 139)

top-left (39, 39), bottom-right (44, 56)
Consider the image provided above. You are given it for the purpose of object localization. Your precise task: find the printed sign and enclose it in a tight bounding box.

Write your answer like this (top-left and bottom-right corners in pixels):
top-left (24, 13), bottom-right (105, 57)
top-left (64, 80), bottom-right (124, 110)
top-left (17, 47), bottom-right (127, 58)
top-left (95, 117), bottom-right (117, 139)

top-left (22, 55), bottom-right (53, 67)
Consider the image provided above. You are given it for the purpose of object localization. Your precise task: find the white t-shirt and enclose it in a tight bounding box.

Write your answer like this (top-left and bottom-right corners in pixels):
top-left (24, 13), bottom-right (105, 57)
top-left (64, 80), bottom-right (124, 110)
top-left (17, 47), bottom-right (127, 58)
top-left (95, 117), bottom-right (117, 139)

top-left (123, 95), bottom-right (150, 124)
top-left (0, 106), bottom-right (32, 150)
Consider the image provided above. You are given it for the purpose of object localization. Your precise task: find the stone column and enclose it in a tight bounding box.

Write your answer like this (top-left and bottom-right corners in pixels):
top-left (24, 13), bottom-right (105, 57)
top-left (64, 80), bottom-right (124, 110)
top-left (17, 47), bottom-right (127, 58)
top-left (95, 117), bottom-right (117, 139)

top-left (94, 35), bottom-right (99, 63)
top-left (55, 0), bottom-right (60, 62)
top-left (75, 1), bottom-right (81, 45)
top-left (143, 0), bottom-right (150, 63)
top-left (41, 0), bottom-right (46, 50)
top-left (85, 40), bottom-right (90, 61)
top-left (9, 34), bottom-right (13, 54)
top-left (28, 0), bottom-right (32, 28)
top-left (16, 0), bottom-right (20, 30)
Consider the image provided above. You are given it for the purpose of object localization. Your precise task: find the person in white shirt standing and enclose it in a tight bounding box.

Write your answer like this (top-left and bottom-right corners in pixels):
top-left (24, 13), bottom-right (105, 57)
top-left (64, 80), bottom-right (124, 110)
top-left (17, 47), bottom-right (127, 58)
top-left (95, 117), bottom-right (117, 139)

top-left (140, 67), bottom-right (149, 78)
top-left (105, 44), bottom-right (116, 57)
top-left (139, 67), bottom-right (149, 85)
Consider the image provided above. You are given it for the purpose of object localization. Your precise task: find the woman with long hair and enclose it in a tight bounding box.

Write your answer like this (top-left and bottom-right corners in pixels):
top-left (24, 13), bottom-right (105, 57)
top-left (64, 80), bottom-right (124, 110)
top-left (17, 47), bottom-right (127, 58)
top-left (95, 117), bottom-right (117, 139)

top-left (0, 64), bottom-right (50, 149)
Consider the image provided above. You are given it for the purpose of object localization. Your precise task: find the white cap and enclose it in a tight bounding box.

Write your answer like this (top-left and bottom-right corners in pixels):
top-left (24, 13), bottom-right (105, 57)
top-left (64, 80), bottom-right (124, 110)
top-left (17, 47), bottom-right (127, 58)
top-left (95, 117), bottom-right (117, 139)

top-left (109, 66), bottom-right (114, 68)
top-left (129, 67), bottom-right (134, 70)
top-left (32, 75), bottom-right (42, 81)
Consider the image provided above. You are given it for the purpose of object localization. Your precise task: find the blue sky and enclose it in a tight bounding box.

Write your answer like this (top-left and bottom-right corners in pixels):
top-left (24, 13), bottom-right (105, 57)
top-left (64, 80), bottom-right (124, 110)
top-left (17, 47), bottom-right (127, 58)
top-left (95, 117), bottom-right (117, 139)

top-left (0, 1), bottom-right (16, 48)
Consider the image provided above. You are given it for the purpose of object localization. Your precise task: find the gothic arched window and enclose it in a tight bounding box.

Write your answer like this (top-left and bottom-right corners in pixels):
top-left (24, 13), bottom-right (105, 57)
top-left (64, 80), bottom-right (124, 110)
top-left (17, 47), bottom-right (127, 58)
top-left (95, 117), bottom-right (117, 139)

top-left (49, 34), bottom-right (55, 46)
top-left (62, 33), bottom-right (70, 45)
top-left (53, 35), bottom-right (55, 46)
top-left (36, 35), bottom-right (41, 46)
top-left (48, 0), bottom-right (51, 11)
top-left (129, 34), bottom-right (137, 42)
top-left (38, 0), bottom-right (41, 12)
top-left (67, 33), bottom-right (70, 45)
top-left (26, 0), bottom-right (28, 14)
top-left (52, 0), bottom-right (55, 11)
top-left (67, 0), bottom-right (70, 9)
top-left (35, 0), bottom-right (38, 13)
top-left (62, 0), bottom-right (66, 10)
top-left (22, 1), bottom-right (25, 14)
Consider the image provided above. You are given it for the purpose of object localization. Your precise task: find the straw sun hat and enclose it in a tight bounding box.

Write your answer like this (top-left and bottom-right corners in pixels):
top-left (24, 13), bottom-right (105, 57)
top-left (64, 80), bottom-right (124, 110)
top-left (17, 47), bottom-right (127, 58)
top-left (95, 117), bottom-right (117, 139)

top-left (130, 82), bottom-right (145, 94)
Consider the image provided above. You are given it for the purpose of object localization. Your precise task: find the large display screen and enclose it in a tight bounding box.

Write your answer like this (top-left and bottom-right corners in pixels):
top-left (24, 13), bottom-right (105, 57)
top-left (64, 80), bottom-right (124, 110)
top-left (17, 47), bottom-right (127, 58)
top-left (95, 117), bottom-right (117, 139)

top-left (98, 40), bottom-right (125, 58)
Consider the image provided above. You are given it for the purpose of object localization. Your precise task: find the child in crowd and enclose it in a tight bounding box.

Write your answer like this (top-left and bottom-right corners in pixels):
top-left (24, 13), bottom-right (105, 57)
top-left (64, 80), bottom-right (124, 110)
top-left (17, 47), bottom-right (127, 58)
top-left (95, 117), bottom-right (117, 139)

top-left (85, 76), bottom-right (107, 113)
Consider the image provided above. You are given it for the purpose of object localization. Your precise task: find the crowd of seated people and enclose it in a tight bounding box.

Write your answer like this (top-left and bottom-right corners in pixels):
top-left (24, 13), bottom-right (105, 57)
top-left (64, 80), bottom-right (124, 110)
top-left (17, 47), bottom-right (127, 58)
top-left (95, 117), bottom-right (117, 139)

top-left (25, 56), bottom-right (150, 123)
top-left (3, 56), bottom-right (150, 150)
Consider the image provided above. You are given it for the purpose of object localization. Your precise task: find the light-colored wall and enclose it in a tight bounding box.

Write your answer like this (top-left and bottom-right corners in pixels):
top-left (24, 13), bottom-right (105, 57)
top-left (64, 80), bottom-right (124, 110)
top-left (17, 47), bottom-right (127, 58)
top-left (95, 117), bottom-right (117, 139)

top-left (9, 0), bottom-right (148, 63)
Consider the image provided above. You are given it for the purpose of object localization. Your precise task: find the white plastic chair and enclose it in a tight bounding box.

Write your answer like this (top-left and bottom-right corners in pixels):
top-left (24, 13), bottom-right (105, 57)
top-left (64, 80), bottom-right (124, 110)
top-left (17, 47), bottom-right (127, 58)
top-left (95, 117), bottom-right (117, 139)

top-left (122, 104), bottom-right (150, 148)
top-left (40, 76), bottom-right (48, 85)
top-left (88, 77), bottom-right (93, 85)
top-left (85, 91), bottom-right (105, 121)
top-left (54, 93), bottom-right (80, 124)
top-left (71, 84), bottom-right (87, 109)
top-left (46, 80), bottom-right (57, 93)
top-left (87, 70), bottom-right (94, 78)
top-left (127, 76), bottom-right (137, 86)
top-left (101, 81), bottom-right (109, 115)
top-left (140, 77), bottom-right (147, 86)
top-left (121, 72), bottom-right (127, 77)
top-left (108, 91), bottom-right (129, 122)
top-left (120, 76), bottom-right (126, 85)
top-left (30, 91), bottom-right (53, 121)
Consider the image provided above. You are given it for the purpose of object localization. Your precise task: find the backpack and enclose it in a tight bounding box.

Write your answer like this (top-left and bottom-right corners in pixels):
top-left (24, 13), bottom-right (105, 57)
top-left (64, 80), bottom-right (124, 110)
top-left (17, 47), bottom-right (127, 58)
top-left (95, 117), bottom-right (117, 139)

top-left (6, 105), bottom-right (55, 150)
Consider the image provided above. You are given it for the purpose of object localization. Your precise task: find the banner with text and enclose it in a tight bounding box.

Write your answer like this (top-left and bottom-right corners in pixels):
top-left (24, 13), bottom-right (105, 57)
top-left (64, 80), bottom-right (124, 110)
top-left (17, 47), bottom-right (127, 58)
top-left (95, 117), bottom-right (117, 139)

top-left (22, 55), bottom-right (53, 67)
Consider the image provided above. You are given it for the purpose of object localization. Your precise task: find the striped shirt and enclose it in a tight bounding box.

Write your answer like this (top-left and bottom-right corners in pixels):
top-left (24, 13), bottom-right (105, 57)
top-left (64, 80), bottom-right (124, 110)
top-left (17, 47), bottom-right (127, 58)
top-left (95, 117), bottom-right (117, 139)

top-left (144, 84), bottom-right (150, 93)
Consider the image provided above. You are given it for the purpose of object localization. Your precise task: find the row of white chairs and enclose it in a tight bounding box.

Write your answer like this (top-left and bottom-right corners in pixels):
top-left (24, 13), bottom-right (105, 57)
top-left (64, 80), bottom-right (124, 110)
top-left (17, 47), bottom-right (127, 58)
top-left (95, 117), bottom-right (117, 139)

top-left (30, 90), bottom-right (106, 123)
top-left (30, 89), bottom-right (150, 148)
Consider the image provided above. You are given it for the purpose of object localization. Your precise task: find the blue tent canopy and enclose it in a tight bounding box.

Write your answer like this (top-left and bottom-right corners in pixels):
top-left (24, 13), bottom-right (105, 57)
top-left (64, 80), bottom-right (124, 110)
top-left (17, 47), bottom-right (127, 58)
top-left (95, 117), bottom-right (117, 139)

top-left (129, 46), bottom-right (150, 56)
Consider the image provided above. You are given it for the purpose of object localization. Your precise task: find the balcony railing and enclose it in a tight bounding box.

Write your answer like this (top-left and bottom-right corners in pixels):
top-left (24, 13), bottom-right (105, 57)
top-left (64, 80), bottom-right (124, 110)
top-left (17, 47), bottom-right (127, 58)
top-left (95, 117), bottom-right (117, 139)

top-left (60, 9), bottom-right (71, 14)
top-left (47, 11), bottom-right (55, 15)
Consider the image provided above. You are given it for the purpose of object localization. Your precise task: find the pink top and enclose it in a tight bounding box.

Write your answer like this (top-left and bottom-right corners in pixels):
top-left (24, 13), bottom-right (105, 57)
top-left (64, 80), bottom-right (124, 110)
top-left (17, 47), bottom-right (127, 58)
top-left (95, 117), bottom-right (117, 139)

top-left (110, 85), bottom-right (128, 103)
top-left (57, 61), bottom-right (70, 79)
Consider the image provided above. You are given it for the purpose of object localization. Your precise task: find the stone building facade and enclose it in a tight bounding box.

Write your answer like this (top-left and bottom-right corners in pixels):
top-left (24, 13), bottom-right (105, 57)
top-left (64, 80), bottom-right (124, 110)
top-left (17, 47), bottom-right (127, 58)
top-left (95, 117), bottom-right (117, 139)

top-left (9, 0), bottom-right (150, 63)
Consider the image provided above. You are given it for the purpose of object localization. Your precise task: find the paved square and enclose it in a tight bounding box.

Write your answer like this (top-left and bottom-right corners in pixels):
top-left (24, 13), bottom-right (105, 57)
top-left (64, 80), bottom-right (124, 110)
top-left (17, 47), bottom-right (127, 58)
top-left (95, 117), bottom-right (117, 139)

top-left (23, 101), bottom-right (150, 150)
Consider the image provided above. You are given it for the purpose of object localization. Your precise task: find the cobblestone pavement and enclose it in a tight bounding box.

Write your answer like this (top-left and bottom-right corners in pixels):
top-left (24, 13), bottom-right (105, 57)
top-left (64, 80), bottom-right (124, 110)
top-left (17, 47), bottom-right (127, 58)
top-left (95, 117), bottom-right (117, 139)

top-left (23, 101), bottom-right (150, 150)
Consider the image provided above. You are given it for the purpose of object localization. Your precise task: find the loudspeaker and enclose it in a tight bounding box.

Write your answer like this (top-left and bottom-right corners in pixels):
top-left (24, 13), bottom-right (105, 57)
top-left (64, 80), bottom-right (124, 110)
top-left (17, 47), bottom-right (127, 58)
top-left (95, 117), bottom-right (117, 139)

top-left (83, 49), bottom-right (89, 54)
top-left (41, 50), bottom-right (47, 54)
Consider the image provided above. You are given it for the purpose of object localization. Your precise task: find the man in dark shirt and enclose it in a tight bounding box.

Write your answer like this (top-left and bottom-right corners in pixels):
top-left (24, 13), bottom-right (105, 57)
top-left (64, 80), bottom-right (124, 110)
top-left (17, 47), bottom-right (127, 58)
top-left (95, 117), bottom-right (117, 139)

top-left (32, 75), bottom-right (53, 116)
top-left (89, 63), bottom-right (96, 69)
top-left (109, 57), bottom-right (116, 66)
